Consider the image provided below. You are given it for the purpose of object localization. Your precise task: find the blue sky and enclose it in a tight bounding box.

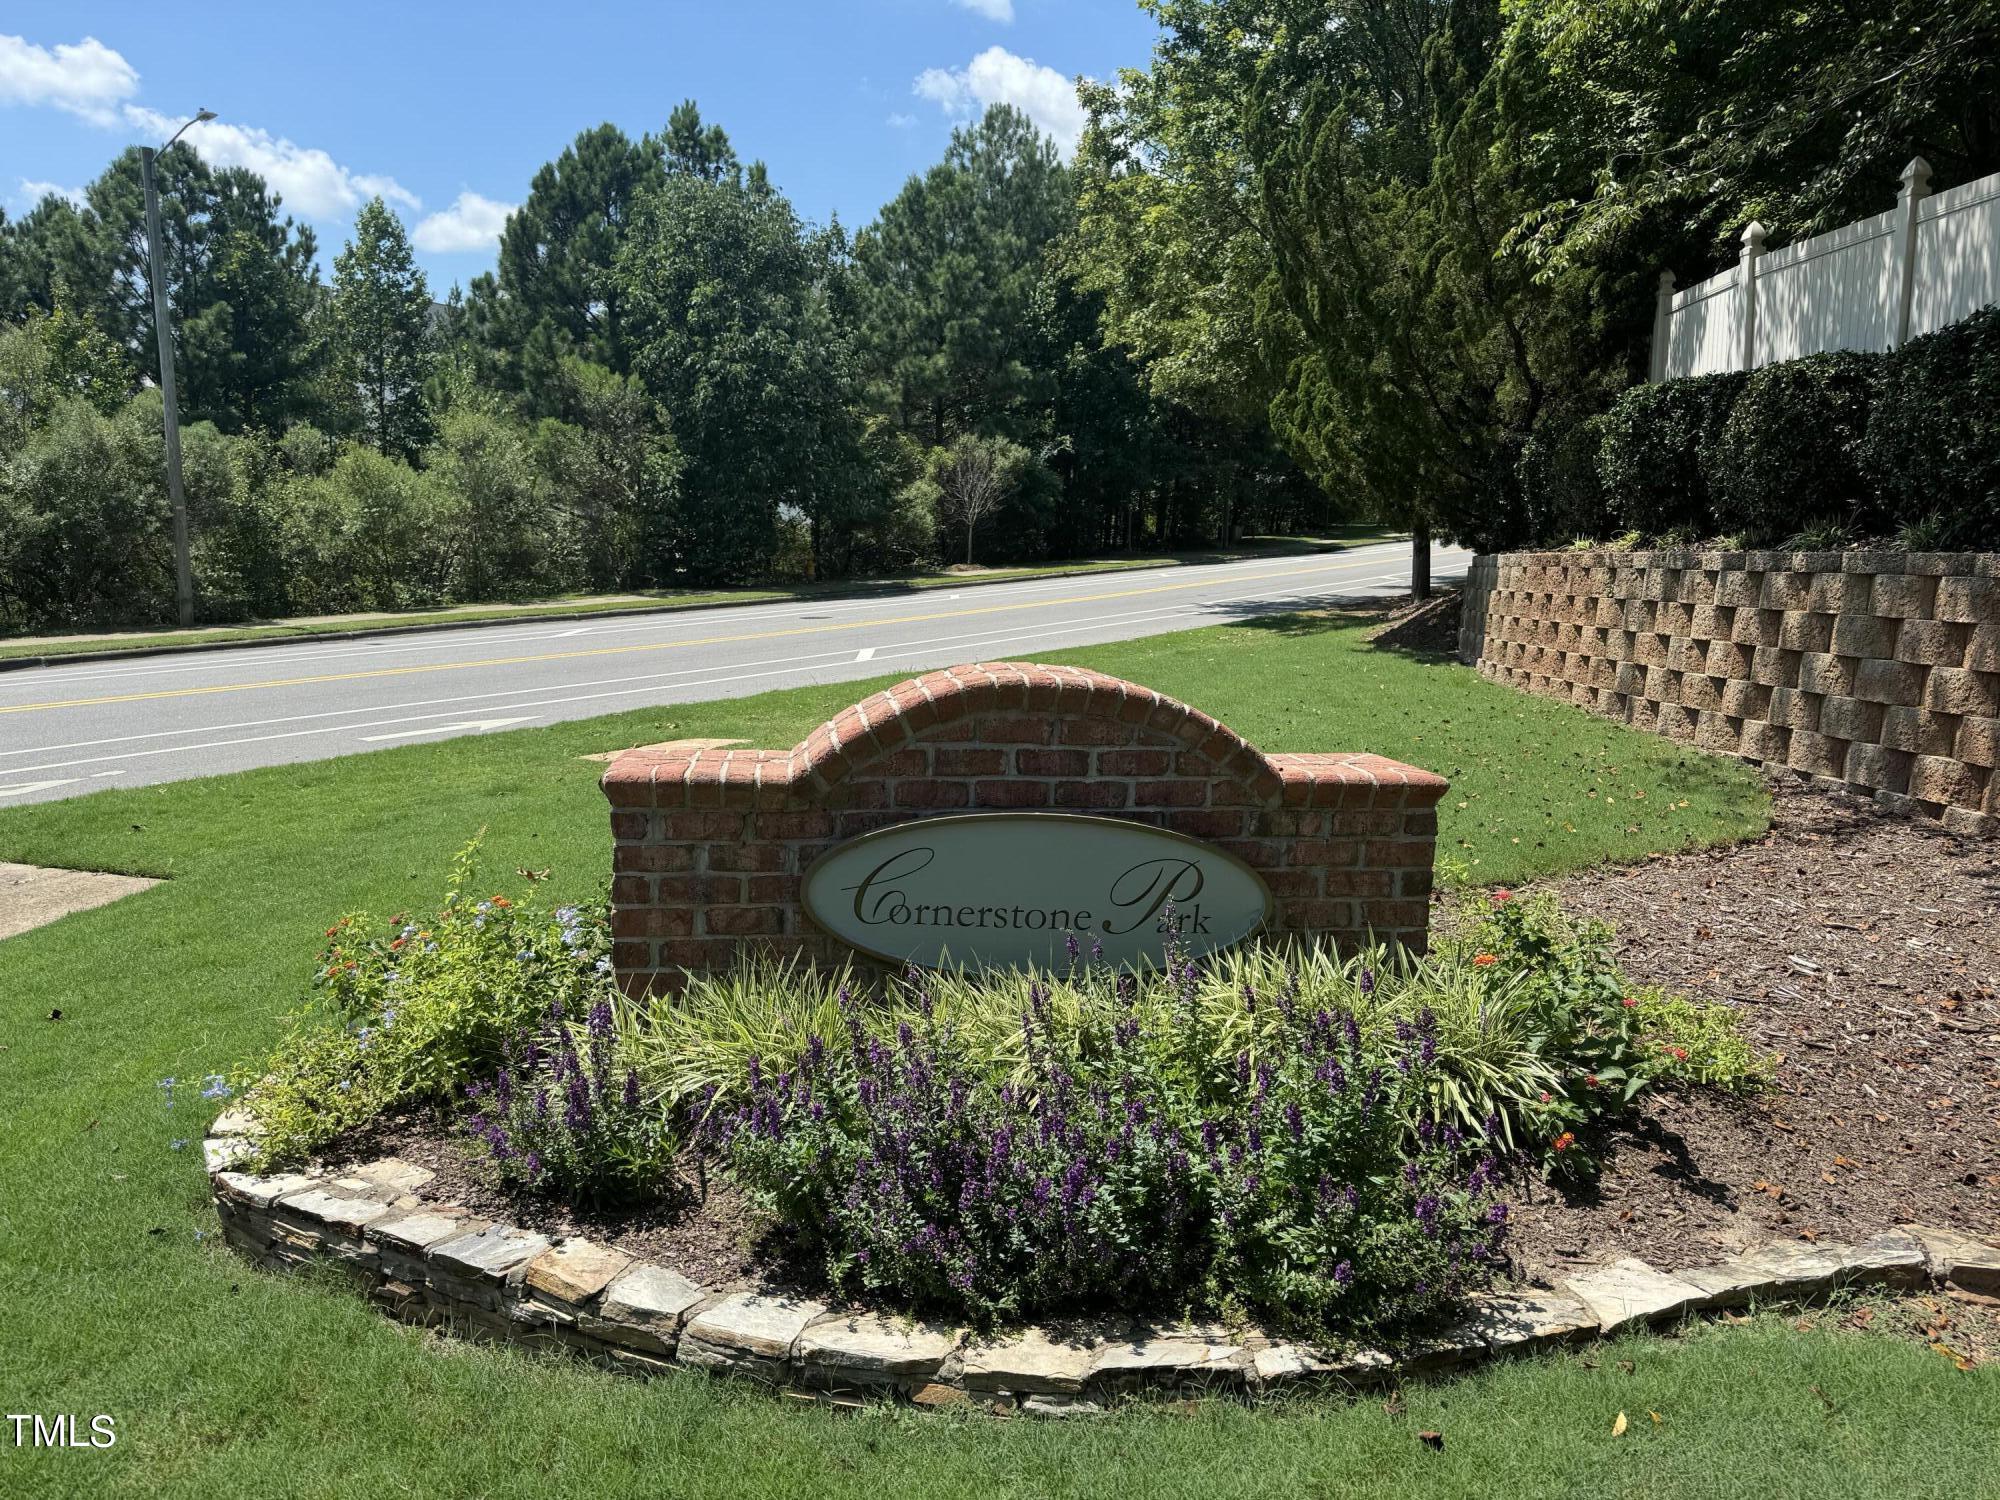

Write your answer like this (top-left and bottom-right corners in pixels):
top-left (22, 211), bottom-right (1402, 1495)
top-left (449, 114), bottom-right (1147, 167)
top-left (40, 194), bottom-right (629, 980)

top-left (1, 1), bottom-right (1158, 291)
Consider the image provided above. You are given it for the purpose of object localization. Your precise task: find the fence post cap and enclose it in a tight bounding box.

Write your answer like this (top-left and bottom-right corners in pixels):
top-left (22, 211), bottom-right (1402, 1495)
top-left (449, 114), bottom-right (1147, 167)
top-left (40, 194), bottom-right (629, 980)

top-left (1899, 156), bottom-right (1933, 194)
top-left (1656, 269), bottom-right (1678, 293)
top-left (1740, 220), bottom-right (1767, 249)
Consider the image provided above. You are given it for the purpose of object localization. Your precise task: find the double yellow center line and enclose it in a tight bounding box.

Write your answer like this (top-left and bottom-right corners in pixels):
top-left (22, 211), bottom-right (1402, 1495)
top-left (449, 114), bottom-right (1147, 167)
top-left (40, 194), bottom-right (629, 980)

top-left (0, 554), bottom-right (1395, 717)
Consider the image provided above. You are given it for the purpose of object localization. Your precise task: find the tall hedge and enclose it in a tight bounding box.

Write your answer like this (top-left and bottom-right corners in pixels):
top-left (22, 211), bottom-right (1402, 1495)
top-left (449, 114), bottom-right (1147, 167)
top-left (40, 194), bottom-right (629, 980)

top-left (1513, 305), bottom-right (2000, 550)
top-left (1860, 305), bottom-right (2000, 549)
top-left (1519, 414), bottom-right (1614, 541)
top-left (1703, 352), bottom-right (1881, 542)
top-left (1597, 372), bottom-right (1745, 539)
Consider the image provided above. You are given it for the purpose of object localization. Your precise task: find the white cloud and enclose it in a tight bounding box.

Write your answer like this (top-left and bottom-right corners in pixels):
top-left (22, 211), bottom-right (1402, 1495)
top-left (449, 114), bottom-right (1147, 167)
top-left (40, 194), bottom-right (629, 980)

top-left (914, 46), bottom-right (1087, 155)
top-left (16, 178), bottom-right (86, 210)
top-left (886, 112), bottom-right (918, 130)
top-left (123, 105), bottom-right (419, 221)
top-left (412, 191), bottom-right (515, 254)
top-left (952, 0), bottom-right (1015, 20)
top-left (0, 34), bottom-right (138, 125)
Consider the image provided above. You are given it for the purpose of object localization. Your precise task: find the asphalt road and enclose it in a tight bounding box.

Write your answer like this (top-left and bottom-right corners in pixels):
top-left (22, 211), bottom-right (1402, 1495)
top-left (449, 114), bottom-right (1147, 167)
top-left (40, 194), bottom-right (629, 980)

top-left (0, 540), bottom-right (1468, 808)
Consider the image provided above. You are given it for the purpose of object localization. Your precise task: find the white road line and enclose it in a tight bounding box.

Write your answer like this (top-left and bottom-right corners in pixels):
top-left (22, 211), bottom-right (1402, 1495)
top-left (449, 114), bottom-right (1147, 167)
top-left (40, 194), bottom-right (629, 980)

top-left (0, 561), bottom-right (1465, 791)
top-left (0, 604), bottom-right (1225, 775)
top-left (0, 566), bottom-right (1464, 776)
top-left (854, 646), bottom-right (876, 662)
top-left (0, 575), bottom-right (1425, 763)
top-left (359, 716), bottom-right (539, 743)
top-left (0, 778), bottom-right (81, 797)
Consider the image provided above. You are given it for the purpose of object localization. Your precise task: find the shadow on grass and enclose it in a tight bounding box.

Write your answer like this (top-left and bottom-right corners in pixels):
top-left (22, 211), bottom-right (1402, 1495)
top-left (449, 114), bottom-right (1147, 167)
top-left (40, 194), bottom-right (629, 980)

top-left (1225, 594), bottom-right (1465, 662)
top-left (1227, 609), bottom-right (1382, 638)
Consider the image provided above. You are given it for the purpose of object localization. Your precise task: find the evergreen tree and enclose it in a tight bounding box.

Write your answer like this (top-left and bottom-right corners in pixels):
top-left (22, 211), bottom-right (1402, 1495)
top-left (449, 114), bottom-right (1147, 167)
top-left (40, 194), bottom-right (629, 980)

top-left (468, 123), bottom-right (666, 396)
top-left (618, 173), bottom-right (858, 583)
top-left (662, 100), bottom-right (741, 185)
top-left (30, 145), bottom-right (325, 431)
top-left (855, 105), bottom-right (1071, 446)
top-left (328, 199), bottom-right (435, 459)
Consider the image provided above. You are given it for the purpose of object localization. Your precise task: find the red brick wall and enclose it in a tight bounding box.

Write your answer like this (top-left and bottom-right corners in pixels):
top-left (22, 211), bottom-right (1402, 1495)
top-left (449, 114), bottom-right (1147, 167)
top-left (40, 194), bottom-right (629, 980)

top-left (601, 662), bottom-right (1447, 993)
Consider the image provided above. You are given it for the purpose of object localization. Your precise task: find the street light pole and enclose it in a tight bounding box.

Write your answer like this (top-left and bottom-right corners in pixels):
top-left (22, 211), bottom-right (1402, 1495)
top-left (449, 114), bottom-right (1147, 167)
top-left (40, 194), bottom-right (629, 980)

top-left (139, 110), bottom-right (215, 630)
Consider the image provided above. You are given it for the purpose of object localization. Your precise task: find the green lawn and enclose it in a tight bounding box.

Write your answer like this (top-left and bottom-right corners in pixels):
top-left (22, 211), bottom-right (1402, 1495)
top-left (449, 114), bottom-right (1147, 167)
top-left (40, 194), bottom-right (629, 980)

top-left (0, 529), bottom-right (1405, 663)
top-left (0, 612), bottom-right (1862, 1500)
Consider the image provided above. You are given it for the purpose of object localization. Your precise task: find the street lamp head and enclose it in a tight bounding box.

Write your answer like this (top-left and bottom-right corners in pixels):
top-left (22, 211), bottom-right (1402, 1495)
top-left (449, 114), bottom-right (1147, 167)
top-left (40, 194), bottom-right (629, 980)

top-left (159, 109), bottom-right (217, 151)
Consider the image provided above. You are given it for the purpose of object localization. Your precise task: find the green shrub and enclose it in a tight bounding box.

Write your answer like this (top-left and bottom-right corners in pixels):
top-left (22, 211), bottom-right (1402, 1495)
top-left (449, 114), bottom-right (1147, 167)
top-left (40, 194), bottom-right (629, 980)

top-left (0, 300), bottom-right (131, 455)
top-left (1704, 352), bottom-right (1880, 543)
top-left (1629, 987), bottom-right (1772, 1091)
top-left (292, 442), bottom-right (458, 611)
top-left (0, 395), bottom-right (172, 627)
top-left (245, 838), bottom-right (615, 1163)
top-left (1519, 415), bottom-right (1615, 542)
top-left (428, 406), bottom-right (576, 601)
top-left (1860, 304), bottom-right (2000, 550)
top-left (1597, 371), bottom-right (1747, 539)
top-left (275, 423), bottom-right (340, 478)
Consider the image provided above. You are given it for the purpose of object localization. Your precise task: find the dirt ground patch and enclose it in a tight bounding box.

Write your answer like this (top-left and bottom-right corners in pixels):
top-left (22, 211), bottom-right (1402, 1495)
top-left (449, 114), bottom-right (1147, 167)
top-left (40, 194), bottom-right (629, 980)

top-left (1505, 777), bottom-right (2000, 1285)
top-left (0, 862), bottom-right (158, 942)
top-left (1363, 588), bottom-right (1463, 656)
top-left (328, 1114), bottom-right (795, 1295)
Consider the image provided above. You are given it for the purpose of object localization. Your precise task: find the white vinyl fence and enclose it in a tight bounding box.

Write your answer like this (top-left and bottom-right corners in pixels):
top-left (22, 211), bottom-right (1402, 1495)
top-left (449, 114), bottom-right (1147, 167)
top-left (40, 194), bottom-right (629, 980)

top-left (1651, 158), bottom-right (2000, 380)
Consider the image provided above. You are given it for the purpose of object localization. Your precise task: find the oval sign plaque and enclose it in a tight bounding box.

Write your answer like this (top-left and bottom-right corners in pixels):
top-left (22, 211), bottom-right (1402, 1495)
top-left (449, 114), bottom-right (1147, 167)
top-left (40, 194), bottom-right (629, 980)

top-left (800, 812), bottom-right (1274, 971)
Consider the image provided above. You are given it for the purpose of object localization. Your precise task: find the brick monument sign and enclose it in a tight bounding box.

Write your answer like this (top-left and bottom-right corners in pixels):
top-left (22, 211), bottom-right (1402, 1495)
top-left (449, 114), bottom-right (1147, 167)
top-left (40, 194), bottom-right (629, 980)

top-left (600, 661), bottom-right (1447, 993)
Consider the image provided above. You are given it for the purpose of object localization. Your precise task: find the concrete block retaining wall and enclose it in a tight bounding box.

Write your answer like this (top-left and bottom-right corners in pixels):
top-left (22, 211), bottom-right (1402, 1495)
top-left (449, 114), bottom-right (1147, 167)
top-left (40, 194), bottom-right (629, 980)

top-left (1462, 549), bottom-right (2000, 836)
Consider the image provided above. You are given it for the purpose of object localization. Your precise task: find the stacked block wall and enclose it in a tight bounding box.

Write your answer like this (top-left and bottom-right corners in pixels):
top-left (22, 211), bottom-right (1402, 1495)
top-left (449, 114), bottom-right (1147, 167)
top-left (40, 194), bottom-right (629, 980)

top-left (1472, 550), bottom-right (2000, 836)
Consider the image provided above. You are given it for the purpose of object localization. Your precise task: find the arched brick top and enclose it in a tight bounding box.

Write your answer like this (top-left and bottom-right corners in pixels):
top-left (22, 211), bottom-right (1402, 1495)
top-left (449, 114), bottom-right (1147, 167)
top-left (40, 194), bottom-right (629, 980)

top-left (601, 661), bottom-right (1449, 990)
top-left (600, 661), bottom-right (1448, 811)
top-left (795, 662), bottom-right (1263, 794)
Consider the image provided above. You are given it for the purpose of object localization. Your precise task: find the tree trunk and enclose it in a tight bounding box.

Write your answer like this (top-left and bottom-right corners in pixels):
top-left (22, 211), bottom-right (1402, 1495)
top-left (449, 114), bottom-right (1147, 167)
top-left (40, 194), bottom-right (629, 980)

top-left (965, 524), bottom-right (975, 567)
top-left (1411, 521), bottom-right (1432, 600)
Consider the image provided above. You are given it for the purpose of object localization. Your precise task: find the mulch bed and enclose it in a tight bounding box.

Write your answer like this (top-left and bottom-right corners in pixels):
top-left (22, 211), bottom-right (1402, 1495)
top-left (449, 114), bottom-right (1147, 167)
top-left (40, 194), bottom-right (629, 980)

top-left (1505, 776), bottom-right (2000, 1287)
top-left (1363, 588), bottom-right (1464, 656)
top-left (325, 1115), bottom-right (791, 1294)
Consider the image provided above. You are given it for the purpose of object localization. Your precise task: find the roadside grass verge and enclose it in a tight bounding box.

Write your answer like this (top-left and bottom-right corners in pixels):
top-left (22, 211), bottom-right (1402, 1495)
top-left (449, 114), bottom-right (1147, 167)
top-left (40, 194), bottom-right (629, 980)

top-left (0, 612), bottom-right (1790, 1497)
top-left (0, 529), bottom-right (1406, 664)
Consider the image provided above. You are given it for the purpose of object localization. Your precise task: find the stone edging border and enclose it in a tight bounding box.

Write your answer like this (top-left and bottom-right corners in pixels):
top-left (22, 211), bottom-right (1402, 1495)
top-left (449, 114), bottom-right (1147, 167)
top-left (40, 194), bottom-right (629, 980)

top-left (202, 1112), bottom-right (2000, 1416)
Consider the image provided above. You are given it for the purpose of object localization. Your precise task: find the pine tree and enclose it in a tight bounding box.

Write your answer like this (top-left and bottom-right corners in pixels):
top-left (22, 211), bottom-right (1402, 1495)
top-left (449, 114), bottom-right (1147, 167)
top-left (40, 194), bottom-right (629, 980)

top-left (469, 123), bottom-right (665, 397)
top-left (855, 105), bottom-right (1071, 446)
top-left (329, 199), bottom-right (435, 459)
top-left (662, 101), bottom-right (740, 185)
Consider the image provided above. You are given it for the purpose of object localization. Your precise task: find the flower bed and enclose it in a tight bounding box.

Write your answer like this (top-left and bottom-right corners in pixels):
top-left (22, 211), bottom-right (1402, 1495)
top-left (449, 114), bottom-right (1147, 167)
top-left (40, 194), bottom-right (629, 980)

top-left (199, 836), bottom-right (2000, 1407)
top-left (233, 841), bottom-right (1773, 1332)
top-left (201, 1113), bottom-right (1994, 1412)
